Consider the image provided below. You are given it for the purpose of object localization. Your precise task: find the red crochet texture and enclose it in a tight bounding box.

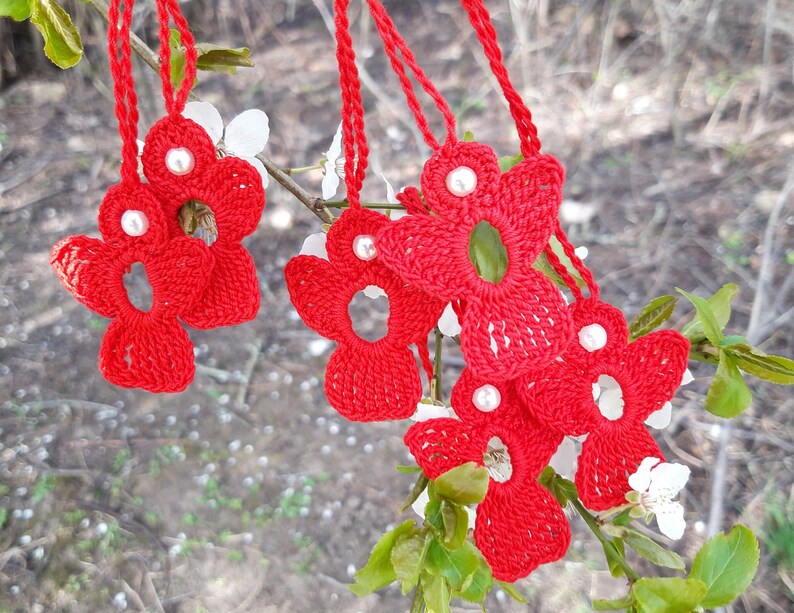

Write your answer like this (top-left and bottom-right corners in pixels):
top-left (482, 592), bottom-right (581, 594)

top-left (376, 140), bottom-right (573, 380)
top-left (405, 368), bottom-right (570, 581)
top-left (50, 182), bottom-right (212, 393)
top-left (142, 114), bottom-right (266, 329)
top-left (517, 299), bottom-right (690, 511)
top-left (284, 207), bottom-right (445, 422)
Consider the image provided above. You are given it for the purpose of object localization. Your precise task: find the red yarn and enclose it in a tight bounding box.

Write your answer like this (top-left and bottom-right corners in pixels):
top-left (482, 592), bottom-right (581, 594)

top-left (376, 141), bottom-right (574, 380)
top-left (50, 183), bottom-right (213, 393)
top-left (141, 114), bottom-right (266, 328)
top-left (155, 0), bottom-right (197, 115)
top-left (516, 299), bottom-right (690, 511)
top-left (284, 207), bottom-right (445, 422)
top-left (405, 369), bottom-right (570, 581)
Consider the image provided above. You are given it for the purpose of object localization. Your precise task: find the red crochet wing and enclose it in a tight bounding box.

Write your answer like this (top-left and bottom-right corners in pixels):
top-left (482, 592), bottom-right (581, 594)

top-left (324, 345), bottom-right (422, 422)
top-left (147, 236), bottom-right (214, 315)
top-left (50, 236), bottom-right (120, 319)
top-left (474, 482), bottom-right (570, 582)
top-left (461, 271), bottom-right (572, 380)
top-left (576, 424), bottom-right (663, 511)
top-left (404, 418), bottom-right (488, 479)
top-left (99, 317), bottom-right (195, 393)
top-left (182, 242), bottom-right (259, 329)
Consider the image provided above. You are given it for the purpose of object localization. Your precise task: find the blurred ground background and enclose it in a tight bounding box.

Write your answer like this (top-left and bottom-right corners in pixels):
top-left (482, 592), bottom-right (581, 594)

top-left (1, 0), bottom-right (793, 611)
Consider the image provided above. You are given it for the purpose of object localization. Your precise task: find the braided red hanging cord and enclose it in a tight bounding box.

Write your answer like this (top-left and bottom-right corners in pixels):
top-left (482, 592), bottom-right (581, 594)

top-left (460, 0), bottom-right (600, 300)
top-left (155, 0), bottom-right (197, 115)
top-left (365, 0), bottom-right (457, 150)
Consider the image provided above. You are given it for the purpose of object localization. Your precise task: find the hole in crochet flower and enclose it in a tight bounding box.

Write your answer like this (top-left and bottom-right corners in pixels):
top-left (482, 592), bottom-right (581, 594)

top-left (484, 436), bottom-right (513, 483)
top-left (123, 262), bottom-right (153, 312)
top-left (178, 200), bottom-right (218, 246)
top-left (348, 289), bottom-right (390, 342)
top-left (592, 375), bottom-right (625, 421)
top-left (468, 221), bottom-right (508, 284)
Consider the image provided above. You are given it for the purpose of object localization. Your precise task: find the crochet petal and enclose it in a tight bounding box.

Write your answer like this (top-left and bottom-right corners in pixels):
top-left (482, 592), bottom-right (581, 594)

top-left (97, 182), bottom-right (170, 249)
top-left (376, 214), bottom-right (474, 301)
top-left (284, 255), bottom-right (352, 342)
top-left (475, 482), bottom-right (570, 582)
top-left (146, 237), bottom-right (214, 316)
top-left (461, 271), bottom-right (573, 380)
top-left (181, 242), bottom-right (259, 329)
top-left (50, 235), bottom-right (121, 319)
top-left (99, 317), bottom-right (195, 393)
top-left (450, 367), bottom-right (525, 427)
top-left (325, 345), bottom-right (422, 421)
top-left (404, 418), bottom-right (488, 479)
top-left (620, 330), bottom-right (690, 422)
top-left (565, 299), bottom-right (631, 368)
top-left (576, 424), bottom-right (663, 511)
top-left (325, 207), bottom-right (390, 275)
top-left (420, 141), bottom-right (500, 221)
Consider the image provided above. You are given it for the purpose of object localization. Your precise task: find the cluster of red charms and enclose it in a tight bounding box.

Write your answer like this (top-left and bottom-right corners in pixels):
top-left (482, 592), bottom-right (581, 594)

top-left (286, 0), bottom-right (691, 582)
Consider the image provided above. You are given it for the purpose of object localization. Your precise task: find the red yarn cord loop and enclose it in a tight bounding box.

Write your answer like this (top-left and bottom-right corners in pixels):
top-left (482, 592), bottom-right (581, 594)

top-left (554, 223), bottom-right (600, 299)
top-left (107, 0), bottom-right (139, 184)
top-left (156, 0), bottom-right (197, 115)
top-left (334, 0), bottom-right (368, 208)
top-left (365, 0), bottom-right (457, 149)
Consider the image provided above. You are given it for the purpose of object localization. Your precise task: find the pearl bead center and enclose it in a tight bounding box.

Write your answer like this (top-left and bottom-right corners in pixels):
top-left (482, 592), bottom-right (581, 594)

top-left (165, 147), bottom-right (195, 176)
top-left (445, 166), bottom-right (477, 197)
top-left (120, 210), bottom-right (149, 237)
top-left (352, 234), bottom-right (377, 261)
top-left (472, 384), bottom-right (501, 412)
top-left (578, 323), bottom-right (607, 352)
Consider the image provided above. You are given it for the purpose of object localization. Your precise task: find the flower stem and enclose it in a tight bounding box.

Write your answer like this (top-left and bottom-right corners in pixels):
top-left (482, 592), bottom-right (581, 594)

top-left (431, 328), bottom-right (443, 403)
top-left (410, 583), bottom-right (425, 613)
top-left (597, 503), bottom-right (635, 521)
top-left (282, 164), bottom-right (322, 175)
top-left (570, 497), bottom-right (640, 582)
top-left (323, 200), bottom-right (406, 210)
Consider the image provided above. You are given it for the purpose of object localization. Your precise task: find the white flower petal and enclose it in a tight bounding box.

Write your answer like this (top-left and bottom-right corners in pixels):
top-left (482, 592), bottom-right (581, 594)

top-left (299, 232), bottom-right (328, 259)
top-left (225, 109), bottom-right (270, 157)
top-left (654, 502), bottom-right (686, 540)
top-left (648, 462), bottom-right (690, 498)
top-left (136, 139), bottom-right (145, 156)
top-left (363, 285), bottom-right (387, 300)
top-left (597, 384), bottom-right (624, 421)
top-left (321, 162), bottom-right (341, 200)
top-left (326, 123), bottom-right (343, 162)
top-left (681, 368), bottom-right (694, 386)
top-left (245, 156), bottom-right (270, 189)
top-left (574, 245), bottom-right (589, 260)
top-left (549, 437), bottom-right (579, 478)
top-left (411, 403), bottom-right (451, 422)
top-left (437, 303), bottom-right (462, 337)
top-left (628, 456), bottom-right (661, 493)
top-left (592, 382), bottom-right (601, 401)
top-left (182, 101), bottom-right (224, 144)
top-left (645, 401), bottom-right (672, 429)
top-left (411, 488), bottom-right (431, 518)
top-left (380, 173), bottom-right (399, 205)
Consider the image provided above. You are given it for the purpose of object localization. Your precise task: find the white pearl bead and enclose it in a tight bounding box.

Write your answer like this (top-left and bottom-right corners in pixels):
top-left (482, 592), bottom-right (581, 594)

top-left (165, 147), bottom-right (195, 175)
top-left (472, 384), bottom-right (501, 412)
top-left (445, 166), bottom-right (477, 197)
top-left (120, 210), bottom-right (149, 237)
top-left (578, 323), bottom-right (607, 352)
top-left (352, 234), bottom-right (377, 261)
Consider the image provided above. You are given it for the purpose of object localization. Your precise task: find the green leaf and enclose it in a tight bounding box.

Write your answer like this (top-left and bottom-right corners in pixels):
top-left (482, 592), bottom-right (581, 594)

top-left (681, 283), bottom-right (738, 340)
top-left (425, 539), bottom-right (479, 591)
top-left (195, 43), bottom-right (255, 74)
top-left (705, 351), bottom-right (752, 417)
top-left (629, 296), bottom-right (677, 340)
top-left (534, 235), bottom-right (586, 289)
top-left (453, 554), bottom-right (493, 603)
top-left (495, 580), bottom-right (528, 603)
top-left (538, 466), bottom-right (579, 507)
top-left (725, 344), bottom-right (794, 385)
top-left (620, 528), bottom-right (686, 571)
top-left (468, 222), bottom-right (508, 284)
top-left (593, 595), bottom-right (634, 610)
top-left (462, 131), bottom-right (476, 142)
top-left (0, 0), bottom-right (32, 20)
top-left (401, 474), bottom-right (429, 512)
top-left (396, 465), bottom-right (422, 474)
top-left (349, 519), bottom-right (415, 596)
top-left (439, 500), bottom-right (469, 550)
top-left (498, 152), bottom-right (524, 173)
top-left (677, 288), bottom-right (724, 345)
top-left (391, 532), bottom-right (430, 594)
top-left (604, 537), bottom-right (627, 578)
top-left (422, 572), bottom-right (451, 613)
top-left (169, 28), bottom-right (188, 88)
top-left (433, 462), bottom-right (489, 505)
top-left (29, 0), bottom-right (82, 69)
top-left (632, 577), bottom-right (707, 613)
top-left (689, 525), bottom-right (759, 608)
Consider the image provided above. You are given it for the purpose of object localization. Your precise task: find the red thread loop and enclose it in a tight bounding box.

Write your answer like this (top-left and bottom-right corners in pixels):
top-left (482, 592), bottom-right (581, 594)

top-left (156, 0), bottom-right (197, 115)
top-left (365, 0), bottom-right (457, 150)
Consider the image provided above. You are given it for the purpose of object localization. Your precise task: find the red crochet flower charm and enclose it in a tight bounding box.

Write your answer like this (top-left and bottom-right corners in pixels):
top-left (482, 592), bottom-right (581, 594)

top-left (141, 114), bottom-right (266, 329)
top-left (376, 141), bottom-right (573, 380)
top-left (405, 369), bottom-right (571, 581)
top-left (517, 299), bottom-right (690, 511)
top-left (50, 182), bottom-right (213, 393)
top-left (284, 207), bottom-right (445, 422)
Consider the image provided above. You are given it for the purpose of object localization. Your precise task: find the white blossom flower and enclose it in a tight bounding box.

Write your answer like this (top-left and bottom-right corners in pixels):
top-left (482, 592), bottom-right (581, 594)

top-left (627, 456), bottom-right (690, 539)
top-left (322, 123), bottom-right (343, 200)
top-left (182, 101), bottom-right (270, 189)
top-left (411, 400), bottom-right (451, 422)
top-left (644, 368), bottom-right (693, 429)
top-left (412, 487), bottom-right (477, 527)
top-left (437, 303), bottom-right (461, 337)
top-left (299, 232), bottom-right (328, 259)
top-left (549, 436), bottom-right (579, 478)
